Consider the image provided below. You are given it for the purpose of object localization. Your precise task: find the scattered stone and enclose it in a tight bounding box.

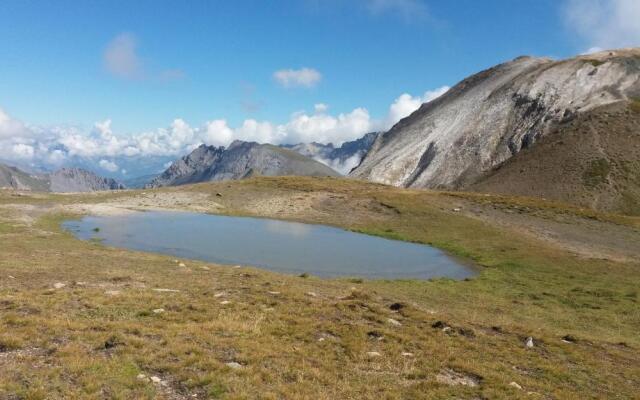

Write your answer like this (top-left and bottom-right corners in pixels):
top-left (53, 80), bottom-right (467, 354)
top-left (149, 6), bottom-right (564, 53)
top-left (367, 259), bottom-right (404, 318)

top-left (452, 208), bottom-right (461, 212)
top-left (367, 330), bottom-right (384, 340)
top-left (178, 262), bottom-right (187, 268)
top-left (233, 265), bottom-right (241, 269)
top-left (267, 291), bottom-right (281, 295)
top-left (306, 291), bottom-right (318, 297)
top-left (318, 337), bottom-right (325, 342)
top-left (104, 335), bottom-right (123, 349)
top-left (216, 192), bottom-right (223, 197)
top-left (457, 327), bottom-right (476, 338)
top-left (431, 321), bottom-right (448, 329)
top-left (226, 361), bottom-right (242, 369)
top-left (389, 302), bottom-right (404, 311)
top-left (200, 266), bottom-right (210, 271)
top-left (105, 290), bottom-right (120, 296)
top-left (525, 337), bottom-right (535, 348)
top-left (436, 368), bottom-right (481, 387)
top-left (150, 376), bottom-right (162, 384)
top-left (153, 288), bottom-right (180, 293)
top-left (152, 308), bottom-right (165, 314)
top-left (387, 318), bottom-right (402, 327)
top-left (442, 326), bottom-right (452, 333)
top-left (366, 351), bottom-right (382, 358)
top-left (562, 334), bottom-right (577, 343)
top-left (8, 275), bottom-right (15, 279)
top-left (220, 300), bottom-right (231, 305)
top-left (401, 352), bottom-right (414, 357)
top-left (137, 374), bottom-right (147, 381)
top-left (53, 282), bottom-right (66, 289)
top-left (213, 292), bottom-right (226, 298)
top-left (509, 381), bottom-right (523, 390)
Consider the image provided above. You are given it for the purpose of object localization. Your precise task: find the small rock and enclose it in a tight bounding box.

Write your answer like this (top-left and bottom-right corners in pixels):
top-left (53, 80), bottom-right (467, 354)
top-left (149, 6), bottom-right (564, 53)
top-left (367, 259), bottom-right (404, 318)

top-left (318, 337), bottom-right (325, 342)
top-left (401, 352), bottom-right (414, 357)
top-left (525, 337), bottom-right (534, 348)
top-left (389, 302), bottom-right (404, 311)
top-left (233, 265), bottom-right (241, 269)
top-left (431, 321), bottom-right (448, 329)
top-left (509, 381), bottom-right (523, 390)
top-left (53, 282), bottom-right (66, 289)
top-left (136, 374), bottom-right (147, 381)
top-left (366, 351), bottom-right (382, 357)
top-left (452, 207), bottom-right (461, 212)
top-left (152, 308), bottom-right (165, 314)
top-left (178, 262), bottom-right (187, 268)
top-left (226, 361), bottom-right (242, 369)
top-left (172, 259), bottom-right (179, 263)
top-left (200, 266), bottom-right (210, 271)
top-left (387, 318), bottom-right (402, 327)
top-left (216, 192), bottom-right (223, 197)
top-left (150, 376), bottom-right (162, 384)
top-left (105, 290), bottom-right (120, 296)
top-left (213, 292), bottom-right (226, 298)
top-left (267, 291), bottom-right (280, 295)
top-left (561, 334), bottom-right (577, 343)
top-left (8, 275), bottom-right (15, 279)
top-left (306, 291), bottom-right (318, 297)
top-left (436, 368), bottom-right (481, 387)
top-left (153, 288), bottom-right (180, 293)
top-left (442, 326), bottom-right (452, 333)
top-left (220, 300), bottom-right (231, 305)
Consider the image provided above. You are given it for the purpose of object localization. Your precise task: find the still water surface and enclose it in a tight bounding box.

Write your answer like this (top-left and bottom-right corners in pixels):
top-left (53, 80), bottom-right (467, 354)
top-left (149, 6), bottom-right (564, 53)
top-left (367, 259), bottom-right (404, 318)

top-left (63, 211), bottom-right (476, 280)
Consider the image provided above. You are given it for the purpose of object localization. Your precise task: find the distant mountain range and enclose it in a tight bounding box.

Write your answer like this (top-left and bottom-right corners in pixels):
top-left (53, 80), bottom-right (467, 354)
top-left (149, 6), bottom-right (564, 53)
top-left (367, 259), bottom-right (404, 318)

top-left (4, 48), bottom-right (639, 214)
top-left (281, 132), bottom-right (379, 174)
top-left (0, 164), bottom-right (125, 192)
top-left (146, 140), bottom-right (339, 188)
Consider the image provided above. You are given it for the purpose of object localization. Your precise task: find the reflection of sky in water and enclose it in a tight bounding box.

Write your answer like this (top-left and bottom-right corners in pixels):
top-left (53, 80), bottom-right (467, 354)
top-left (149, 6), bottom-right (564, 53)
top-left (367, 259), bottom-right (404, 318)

top-left (264, 220), bottom-right (311, 238)
top-left (63, 211), bottom-right (476, 280)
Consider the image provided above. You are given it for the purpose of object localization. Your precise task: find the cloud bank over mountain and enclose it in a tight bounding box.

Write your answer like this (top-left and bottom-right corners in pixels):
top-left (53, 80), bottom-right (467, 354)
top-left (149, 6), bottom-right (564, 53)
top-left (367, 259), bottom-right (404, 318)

top-left (0, 86), bottom-right (449, 174)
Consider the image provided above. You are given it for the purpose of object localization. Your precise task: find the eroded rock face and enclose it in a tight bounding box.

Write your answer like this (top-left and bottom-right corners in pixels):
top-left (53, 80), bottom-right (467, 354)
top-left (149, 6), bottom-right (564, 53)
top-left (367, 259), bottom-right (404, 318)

top-left (147, 140), bottom-right (339, 188)
top-left (351, 49), bottom-right (640, 189)
top-left (49, 168), bottom-right (125, 192)
top-left (0, 164), bottom-right (124, 192)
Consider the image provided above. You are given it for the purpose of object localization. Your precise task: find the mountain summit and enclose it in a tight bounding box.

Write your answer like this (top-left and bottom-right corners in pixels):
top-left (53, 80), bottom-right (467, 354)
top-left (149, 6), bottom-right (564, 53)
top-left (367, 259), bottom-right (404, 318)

top-left (351, 49), bottom-right (640, 189)
top-left (147, 140), bottom-right (339, 188)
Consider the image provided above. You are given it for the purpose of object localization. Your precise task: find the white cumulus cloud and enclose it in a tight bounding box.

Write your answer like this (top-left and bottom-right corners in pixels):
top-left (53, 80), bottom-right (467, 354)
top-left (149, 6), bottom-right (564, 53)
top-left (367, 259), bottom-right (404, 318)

top-left (564, 0), bottom-right (640, 51)
top-left (384, 86), bottom-right (449, 129)
top-left (104, 33), bottom-right (143, 79)
top-left (273, 68), bottom-right (322, 88)
top-left (0, 84), bottom-right (448, 170)
top-left (99, 159), bottom-right (119, 172)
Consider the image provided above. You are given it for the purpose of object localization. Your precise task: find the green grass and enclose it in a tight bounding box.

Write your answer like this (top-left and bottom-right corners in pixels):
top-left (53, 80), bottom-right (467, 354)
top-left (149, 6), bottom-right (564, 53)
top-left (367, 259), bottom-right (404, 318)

top-left (583, 158), bottom-right (611, 188)
top-left (0, 178), bottom-right (639, 399)
top-left (630, 97), bottom-right (640, 114)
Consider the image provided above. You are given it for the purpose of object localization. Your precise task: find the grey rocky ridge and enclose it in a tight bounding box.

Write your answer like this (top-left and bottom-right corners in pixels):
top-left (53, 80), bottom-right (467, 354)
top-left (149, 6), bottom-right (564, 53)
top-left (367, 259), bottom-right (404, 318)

top-left (147, 140), bottom-right (339, 188)
top-left (350, 49), bottom-right (640, 197)
top-left (0, 164), bottom-right (124, 192)
top-left (282, 132), bottom-right (380, 174)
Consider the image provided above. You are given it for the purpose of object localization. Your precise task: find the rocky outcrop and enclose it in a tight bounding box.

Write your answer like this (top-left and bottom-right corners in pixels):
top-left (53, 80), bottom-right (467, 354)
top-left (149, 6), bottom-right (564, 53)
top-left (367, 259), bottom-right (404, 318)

top-left (351, 49), bottom-right (640, 191)
top-left (0, 164), bottom-right (124, 192)
top-left (283, 132), bottom-right (380, 174)
top-left (49, 168), bottom-right (125, 192)
top-left (147, 140), bottom-right (339, 188)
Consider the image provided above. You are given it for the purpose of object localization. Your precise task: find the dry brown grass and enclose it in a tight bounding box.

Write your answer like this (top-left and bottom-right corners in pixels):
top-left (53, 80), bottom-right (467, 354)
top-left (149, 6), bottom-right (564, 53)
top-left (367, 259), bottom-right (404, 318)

top-left (1, 178), bottom-right (639, 399)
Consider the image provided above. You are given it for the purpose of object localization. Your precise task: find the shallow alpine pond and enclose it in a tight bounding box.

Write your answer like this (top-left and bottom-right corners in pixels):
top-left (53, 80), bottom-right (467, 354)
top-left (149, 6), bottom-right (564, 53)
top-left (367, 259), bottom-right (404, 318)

top-left (63, 211), bottom-right (476, 280)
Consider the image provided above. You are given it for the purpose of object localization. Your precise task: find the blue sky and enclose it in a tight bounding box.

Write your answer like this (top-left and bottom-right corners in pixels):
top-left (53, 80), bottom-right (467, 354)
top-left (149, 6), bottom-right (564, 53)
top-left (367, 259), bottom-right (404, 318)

top-left (0, 0), bottom-right (638, 176)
